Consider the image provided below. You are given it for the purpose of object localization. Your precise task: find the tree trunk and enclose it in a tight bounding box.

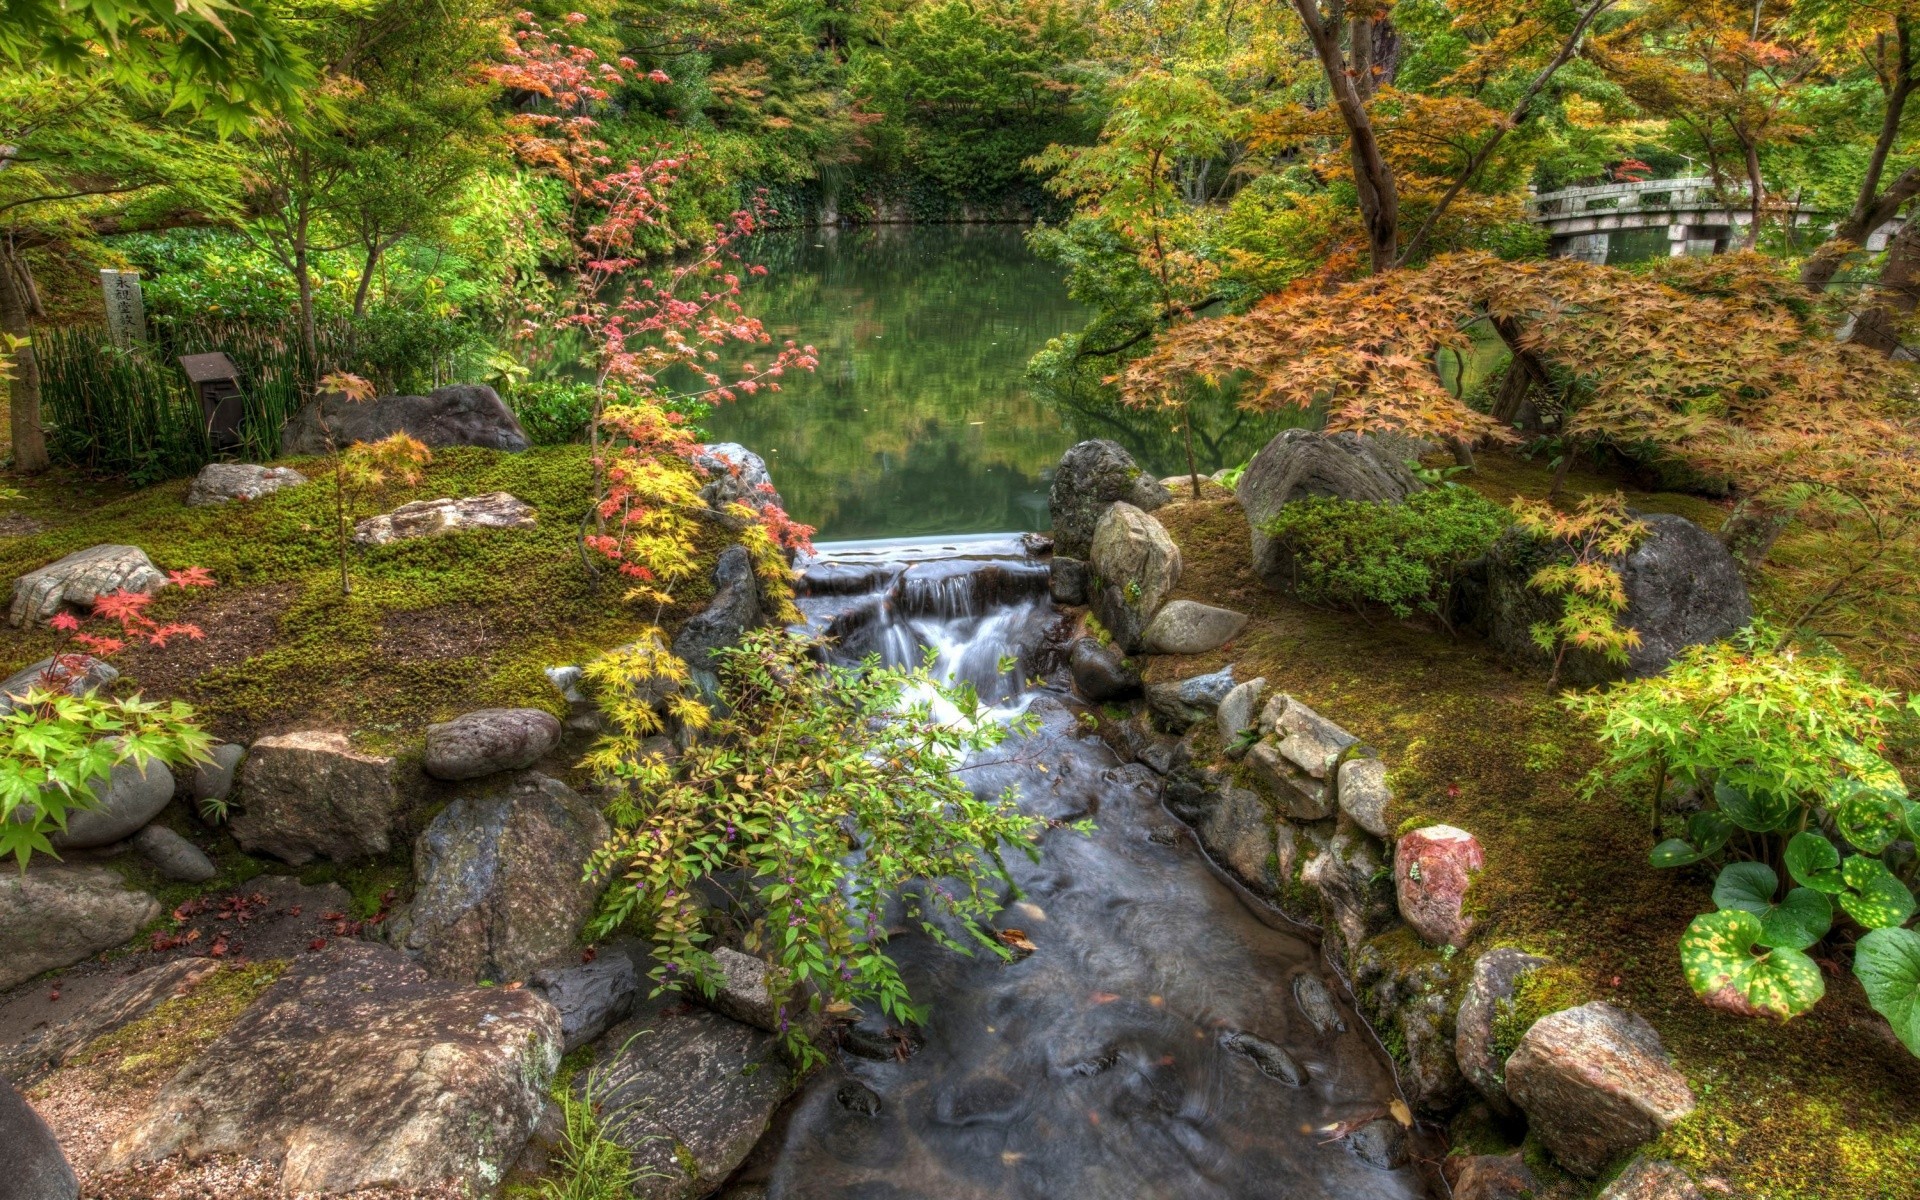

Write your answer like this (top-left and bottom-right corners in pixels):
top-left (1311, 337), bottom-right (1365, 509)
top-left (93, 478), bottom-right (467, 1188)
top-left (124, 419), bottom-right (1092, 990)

top-left (1486, 315), bottom-right (1556, 434)
top-left (1741, 137), bottom-right (1765, 251)
top-left (1800, 18), bottom-right (1917, 291)
top-left (1292, 1), bottom-right (1399, 274)
top-left (1718, 496), bottom-right (1794, 577)
top-left (0, 242), bottom-right (48, 472)
top-left (1850, 212), bottom-right (1920, 356)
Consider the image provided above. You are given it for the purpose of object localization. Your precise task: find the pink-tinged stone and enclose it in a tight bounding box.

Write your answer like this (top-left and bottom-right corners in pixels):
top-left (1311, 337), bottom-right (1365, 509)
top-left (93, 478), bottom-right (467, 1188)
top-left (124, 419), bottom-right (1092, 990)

top-left (1395, 824), bottom-right (1484, 948)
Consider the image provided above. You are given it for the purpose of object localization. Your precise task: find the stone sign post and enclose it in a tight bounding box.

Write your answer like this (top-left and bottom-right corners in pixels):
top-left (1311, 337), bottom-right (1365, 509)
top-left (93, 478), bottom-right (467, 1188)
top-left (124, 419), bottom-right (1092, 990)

top-left (100, 269), bottom-right (148, 348)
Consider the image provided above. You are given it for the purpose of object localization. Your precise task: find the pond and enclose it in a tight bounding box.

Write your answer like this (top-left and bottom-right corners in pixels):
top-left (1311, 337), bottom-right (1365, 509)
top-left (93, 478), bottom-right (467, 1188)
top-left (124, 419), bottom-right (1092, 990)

top-left (703, 225), bottom-right (1305, 542)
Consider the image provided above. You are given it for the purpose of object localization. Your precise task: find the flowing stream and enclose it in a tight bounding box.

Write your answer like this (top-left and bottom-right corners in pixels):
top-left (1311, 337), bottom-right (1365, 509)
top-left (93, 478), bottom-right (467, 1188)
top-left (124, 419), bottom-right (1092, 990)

top-left (736, 537), bottom-right (1429, 1200)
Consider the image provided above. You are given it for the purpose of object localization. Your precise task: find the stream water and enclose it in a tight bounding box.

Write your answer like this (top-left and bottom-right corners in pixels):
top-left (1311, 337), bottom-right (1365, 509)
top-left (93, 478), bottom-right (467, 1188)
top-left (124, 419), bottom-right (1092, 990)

top-left (739, 538), bottom-right (1427, 1200)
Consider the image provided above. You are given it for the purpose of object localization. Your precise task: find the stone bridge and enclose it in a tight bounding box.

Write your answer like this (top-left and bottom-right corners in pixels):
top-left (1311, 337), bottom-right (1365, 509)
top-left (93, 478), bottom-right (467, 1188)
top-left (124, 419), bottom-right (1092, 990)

top-left (1526, 177), bottom-right (1903, 264)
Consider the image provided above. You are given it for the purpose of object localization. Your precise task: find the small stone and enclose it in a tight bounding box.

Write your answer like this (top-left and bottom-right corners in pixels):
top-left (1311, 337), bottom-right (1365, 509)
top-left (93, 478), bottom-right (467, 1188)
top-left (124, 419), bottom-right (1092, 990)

top-left (50, 756), bottom-right (174, 849)
top-left (1214, 676), bottom-right (1267, 754)
top-left (187, 742), bottom-right (246, 804)
top-left (1348, 1117), bottom-right (1409, 1170)
top-left (1197, 785), bottom-right (1278, 898)
top-left (11, 544), bottom-right (166, 626)
top-left (1145, 667), bottom-right (1236, 731)
top-left (1504, 1002), bottom-right (1697, 1177)
top-left (353, 491), bottom-right (537, 546)
top-left (1089, 502), bottom-right (1182, 651)
top-left (700, 947), bottom-right (784, 1034)
top-left (230, 731), bottom-right (400, 865)
top-left (133, 825), bottom-right (218, 882)
top-left (0, 655), bottom-right (117, 714)
top-left (185, 462), bottom-right (308, 506)
top-left (1291, 973), bottom-right (1346, 1035)
top-left (1069, 637), bottom-right (1140, 702)
top-left (1449, 1153), bottom-right (1537, 1200)
top-left (1049, 555), bottom-right (1090, 605)
top-left (836, 1080), bottom-right (883, 1117)
top-left (1336, 755), bottom-right (1392, 839)
top-left (1272, 696), bottom-right (1357, 779)
top-left (1456, 948), bottom-right (1549, 1114)
top-left (1597, 1157), bottom-right (1706, 1200)
top-left (1247, 741), bottom-right (1332, 821)
top-left (1395, 825), bottom-right (1484, 948)
top-left (692, 442), bottom-right (781, 512)
top-left (1219, 1031), bottom-right (1304, 1085)
top-left (1301, 830), bottom-right (1396, 961)
top-left (0, 864), bottom-right (159, 990)
top-left (1, 1079), bottom-right (77, 1200)
top-left (1401, 989), bottom-right (1467, 1114)
top-left (530, 956), bottom-right (640, 1054)
top-left (424, 708), bottom-right (564, 780)
top-left (1141, 600), bottom-right (1248, 655)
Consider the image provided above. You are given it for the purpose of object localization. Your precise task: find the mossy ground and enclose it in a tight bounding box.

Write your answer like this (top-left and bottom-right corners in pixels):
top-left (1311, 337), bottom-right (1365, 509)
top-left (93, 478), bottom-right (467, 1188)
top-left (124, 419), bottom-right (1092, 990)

top-left (1147, 451), bottom-right (1920, 1200)
top-left (53, 961), bottom-right (287, 1095)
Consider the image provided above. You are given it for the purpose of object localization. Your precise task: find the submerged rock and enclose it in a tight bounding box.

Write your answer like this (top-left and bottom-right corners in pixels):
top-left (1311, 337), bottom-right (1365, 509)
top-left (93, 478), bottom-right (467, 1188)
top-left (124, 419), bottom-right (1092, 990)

top-left (424, 708), bottom-right (563, 781)
top-left (10, 544), bottom-right (167, 626)
top-left (0, 864), bottom-right (159, 991)
top-left (281, 382), bottom-right (529, 454)
top-left (1291, 973), bottom-right (1346, 1035)
top-left (105, 941), bottom-right (561, 1194)
top-left (353, 491), bottom-right (536, 546)
top-left (230, 731), bottom-right (400, 865)
top-left (185, 462), bottom-right (307, 506)
top-left (1237, 430), bottom-right (1423, 587)
top-left (1503, 1002), bottom-right (1696, 1176)
top-left (1047, 439), bottom-right (1170, 559)
top-left (1068, 636), bottom-right (1140, 702)
top-left (1348, 1117), bottom-right (1409, 1171)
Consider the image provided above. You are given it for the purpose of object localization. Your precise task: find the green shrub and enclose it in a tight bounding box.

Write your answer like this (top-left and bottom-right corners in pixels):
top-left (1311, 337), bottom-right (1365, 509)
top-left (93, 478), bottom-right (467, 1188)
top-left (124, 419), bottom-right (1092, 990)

top-left (506, 381), bottom-right (598, 446)
top-left (1261, 487), bottom-right (1513, 622)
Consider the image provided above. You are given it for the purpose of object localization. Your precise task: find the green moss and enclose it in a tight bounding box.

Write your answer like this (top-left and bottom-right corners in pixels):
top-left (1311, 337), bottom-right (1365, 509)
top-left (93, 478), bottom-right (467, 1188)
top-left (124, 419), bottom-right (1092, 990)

top-left (1490, 964), bottom-right (1590, 1066)
top-left (66, 960), bottom-right (286, 1089)
top-left (298, 857), bottom-right (413, 920)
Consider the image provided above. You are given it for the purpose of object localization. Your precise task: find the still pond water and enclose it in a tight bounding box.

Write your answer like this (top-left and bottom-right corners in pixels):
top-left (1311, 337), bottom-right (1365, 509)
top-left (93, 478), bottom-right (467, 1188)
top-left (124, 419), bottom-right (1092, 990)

top-left (702, 225), bottom-right (1299, 541)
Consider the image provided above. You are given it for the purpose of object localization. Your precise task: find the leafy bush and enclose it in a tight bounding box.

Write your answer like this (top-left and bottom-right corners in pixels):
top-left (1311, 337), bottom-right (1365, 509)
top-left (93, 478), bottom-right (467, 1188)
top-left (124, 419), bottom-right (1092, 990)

top-left (1513, 493), bottom-right (1647, 688)
top-left (1567, 628), bottom-right (1920, 1051)
top-left (1261, 487), bottom-right (1512, 622)
top-left (507, 381), bottom-right (599, 446)
top-left (583, 628), bottom-right (1042, 1059)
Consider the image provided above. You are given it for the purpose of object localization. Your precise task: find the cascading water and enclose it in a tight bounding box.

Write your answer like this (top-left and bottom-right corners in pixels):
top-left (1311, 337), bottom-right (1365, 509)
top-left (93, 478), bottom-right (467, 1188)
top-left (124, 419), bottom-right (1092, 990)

top-left (742, 536), bottom-right (1431, 1200)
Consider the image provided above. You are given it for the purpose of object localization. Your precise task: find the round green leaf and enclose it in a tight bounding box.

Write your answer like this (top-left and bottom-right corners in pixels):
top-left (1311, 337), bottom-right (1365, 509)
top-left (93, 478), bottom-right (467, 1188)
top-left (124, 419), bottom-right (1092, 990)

top-left (1830, 780), bottom-right (1908, 854)
top-left (1838, 857), bottom-right (1917, 930)
top-left (1855, 926), bottom-right (1920, 1058)
top-left (1680, 909), bottom-right (1825, 1019)
top-left (1687, 810), bottom-right (1733, 855)
top-left (1759, 888), bottom-right (1832, 951)
top-left (1714, 781), bottom-right (1797, 833)
top-left (1713, 861), bottom-right (1780, 914)
top-left (1785, 832), bottom-right (1844, 894)
top-left (1651, 838), bottom-right (1707, 868)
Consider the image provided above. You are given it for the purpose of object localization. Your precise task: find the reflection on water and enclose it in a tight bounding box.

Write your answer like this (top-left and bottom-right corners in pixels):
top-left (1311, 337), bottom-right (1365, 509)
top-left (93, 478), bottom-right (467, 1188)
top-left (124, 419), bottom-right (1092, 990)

top-left (705, 226), bottom-right (1308, 541)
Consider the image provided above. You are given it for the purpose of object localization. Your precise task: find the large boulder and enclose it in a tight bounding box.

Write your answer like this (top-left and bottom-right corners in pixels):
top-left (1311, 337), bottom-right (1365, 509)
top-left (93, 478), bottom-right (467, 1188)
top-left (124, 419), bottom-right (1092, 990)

top-left (692, 443), bottom-right (782, 512)
top-left (50, 756), bottom-right (175, 849)
top-left (1455, 947), bottom-right (1549, 1115)
top-left (1504, 1002), bottom-right (1697, 1176)
top-left (1597, 1157), bottom-right (1706, 1200)
top-left (1068, 637), bottom-right (1140, 702)
top-left (424, 708), bottom-right (563, 781)
top-left (1479, 512), bottom-right (1751, 685)
top-left (0, 864), bottom-right (159, 990)
top-left (0, 654), bottom-right (117, 713)
top-left (387, 773), bottom-right (608, 983)
top-left (1089, 503), bottom-right (1181, 652)
top-left (1, 1080), bottom-right (77, 1200)
top-left (281, 382), bottom-right (530, 455)
top-left (1300, 829), bottom-right (1397, 960)
top-left (1395, 825), bottom-right (1484, 948)
top-left (353, 491), bottom-right (537, 546)
top-left (229, 731), bottom-right (400, 865)
top-left (1195, 784), bottom-right (1280, 898)
top-left (672, 545), bottom-right (764, 699)
top-left (10, 544), bottom-right (166, 626)
top-left (185, 462), bottom-right (308, 506)
top-left (1141, 599), bottom-right (1248, 656)
top-left (1237, 430), bottom-right (1424, 586)
top-left (105, 940), bottom-right (561, 1195)
top-left (594, 1000), bottom-right (797, 1198)
top-left (1047, 439), bottom-right (1171, 559)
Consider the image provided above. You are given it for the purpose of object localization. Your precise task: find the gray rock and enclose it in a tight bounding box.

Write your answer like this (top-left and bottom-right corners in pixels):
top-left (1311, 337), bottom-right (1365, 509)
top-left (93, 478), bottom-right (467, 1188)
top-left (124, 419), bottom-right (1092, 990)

top-left (183, 742), bottom-right (246, 805)
top-left (1336, 755), bottom-right (1393, 839)
top-left (1449, 1154), bottom-right (1537, 1200)
top-left (1089, 502), bottom-right (1182, 653)
top-left (281, 382), bottom-right (529, 455)
top-left (1145, 667), bottom-right (1236, 731)
top-left (354, 491), bottom-right (537, 546)
top-left (1301, 830), bottom-right (1396, 961)
top-left (1219, 1030), bottom-right (1304, 1085)
top-left (425, 708), bottom-right (563, 781)
top-left (1597, 1157), bottom-right (1706, 1200)
top-left (1348, 1117), bottom-right (1409, 1170)
top-left (1214, 676), bottom-right (1267, 754)
top-left (672, 545), bottom-right (764, 699)
top-left (0, 654), bottom-right (117, 713)
top-left (104, 941), bottom-right (561, 1194)
top-left (1456, 948), bottom-right (1549, 1114)
top-left (1049, 555), bottom-right (1090, 605)
top-left (1291, 973), bottom-right (1346, 1035)
top-left (1271, 695), bottom-right (1357, 779)
top-left (692, 443), bottom-right (781, 512)
top-left (0, 864), bottom-right (160, 990)
top-left (1047, 439), bottom-right (1171, 559)
top-left (1247, 741), bottom-right (1332, 821)
top-left (1237, 430), bottom-right (1423, 587)
top-left (1068, 637), bottom-right (1140, 702)
top-left (133, 824), bottom-right (218, 882)
top-left (700, 946), bottom-right (785, 1033)
top-left (388, 773), bottom-right (608, 982)
top-left (1197, 785), bottom-right (1278, 897)
top-left (185, 462), bottom-right (308, 506)
top-left (1, 957), bottom-right (220, 1085)
top-left (529, 956), bottom-right (640, 1054)
top-left (595, 1003), bottom-right (797, 1198)
top-left (1400, 988), bottom-right (1467, 1114)
top-left (1, 1079), bottom-right (77, 1200)
top-left (1504, 1002), bottom-right (1697, 1176)
top-left (50, 756), bottom-right (175, 849)
top-left (1480, 512), bottom-right (1752, 685)
top-left (10, 544), bottom-right (167, 626)
top-left (230, 731), bottom-right (400, 865)
top-left (1141, 599), bottom-right (1248, 655)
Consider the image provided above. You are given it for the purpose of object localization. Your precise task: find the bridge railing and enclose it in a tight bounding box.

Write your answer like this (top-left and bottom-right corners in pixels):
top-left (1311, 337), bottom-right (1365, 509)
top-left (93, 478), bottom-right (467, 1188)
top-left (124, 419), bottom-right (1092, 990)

top-left (1527, 177), bottom-right (1746, 218)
